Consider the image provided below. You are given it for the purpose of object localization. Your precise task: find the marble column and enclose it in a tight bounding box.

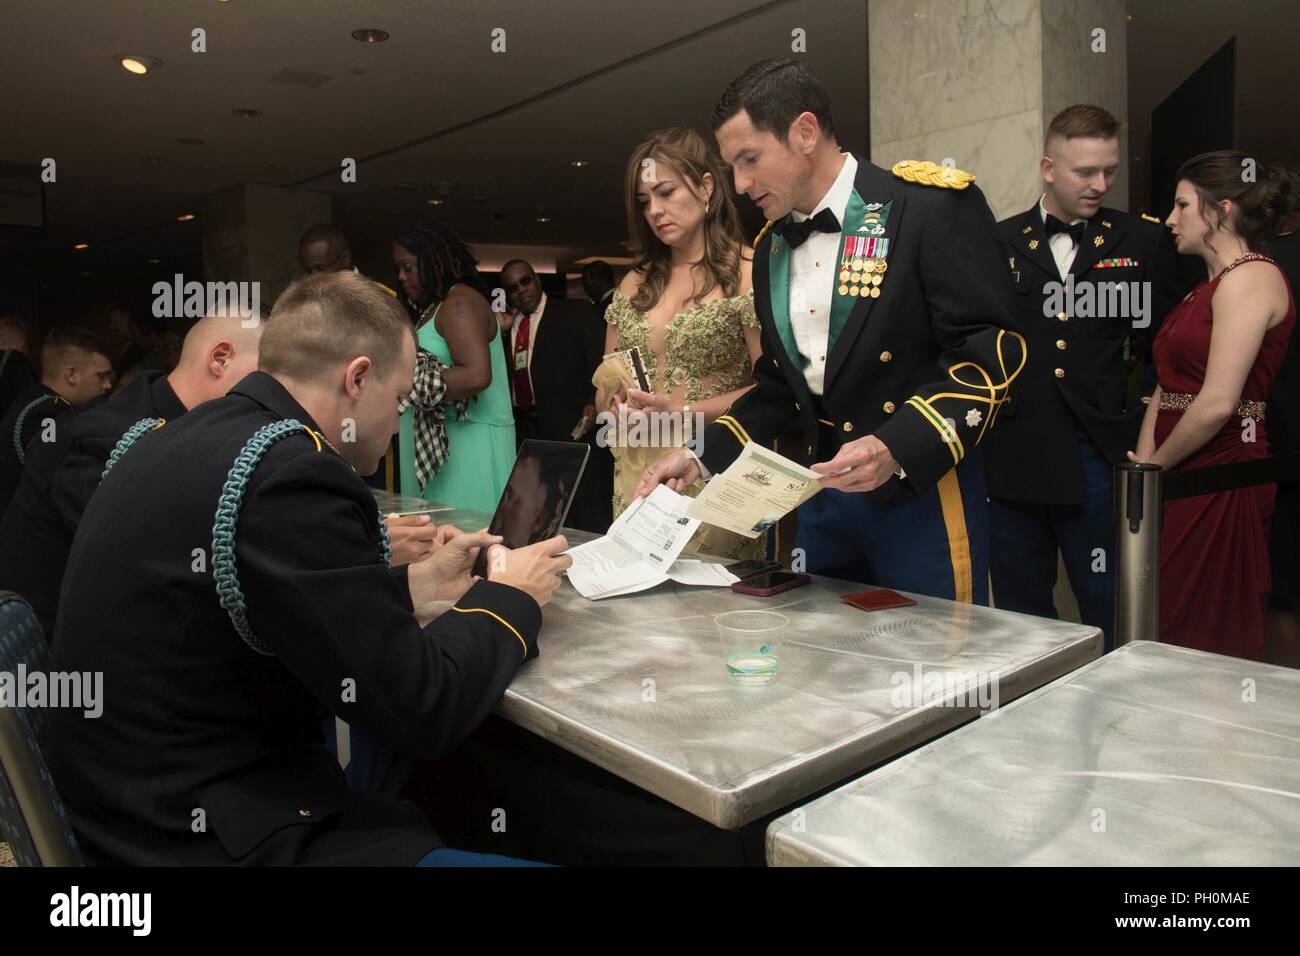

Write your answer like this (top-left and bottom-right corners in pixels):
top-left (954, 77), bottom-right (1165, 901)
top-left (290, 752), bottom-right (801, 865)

top-left (869, 0), bottom-right (1129, 219)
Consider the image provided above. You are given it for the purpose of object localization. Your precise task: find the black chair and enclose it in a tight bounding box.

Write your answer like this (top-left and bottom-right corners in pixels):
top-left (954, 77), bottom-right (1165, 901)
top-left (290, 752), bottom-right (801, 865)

top-left (0, 591), bottom-right (83, 865)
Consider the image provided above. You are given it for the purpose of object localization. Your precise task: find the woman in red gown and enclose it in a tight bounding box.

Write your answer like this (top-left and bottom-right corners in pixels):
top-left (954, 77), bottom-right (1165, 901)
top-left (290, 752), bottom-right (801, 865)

top-left (1131, 152), bottom-right (1297, 661)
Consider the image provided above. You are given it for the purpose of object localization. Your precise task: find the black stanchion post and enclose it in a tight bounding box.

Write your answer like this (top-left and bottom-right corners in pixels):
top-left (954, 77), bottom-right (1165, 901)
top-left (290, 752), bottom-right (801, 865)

top-left (1114, 462), bottom-right (1162, 647)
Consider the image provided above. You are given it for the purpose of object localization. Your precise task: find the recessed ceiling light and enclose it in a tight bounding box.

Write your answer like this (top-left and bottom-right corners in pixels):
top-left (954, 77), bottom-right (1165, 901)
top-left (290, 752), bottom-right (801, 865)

top-left (427, 198), bottom-right (445, 205)
top-left (536, 216), bottom-right (550, 223)
top-left (117, 54), bottom-right (162, 75)
top-left (177, 137), bottom-right (206, 146)
top-left (570, 160), bottom-right (589, 168)
top-left (231, 108), bottom-right (262, 119)
top-left (73, 242), bottom-right (89, 250)
top-left (148, 258), bottom-right (161, 264)
top-left (177, 213), bottom-right (197, 222)
top-left (351, 29), bottom-right (389, 43)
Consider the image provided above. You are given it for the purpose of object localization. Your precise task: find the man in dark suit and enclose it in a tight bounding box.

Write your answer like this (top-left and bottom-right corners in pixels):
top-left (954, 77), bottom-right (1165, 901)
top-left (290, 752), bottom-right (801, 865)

top-left (984, 105), bottom-right (1185, 647)
top-left (0, 327), bottom-right (112, 512)
top-left (0, 314), bottom-right (35, 415)
top-left (638, 59), bottom-right (1024, 604)
top-left (582, 260), bottom-right (617, 322)
top-left (501, 258), bottom-right (612, 533)
top-left (0, 311), bottom-right (262, 638)
top-left (48, 272), bottom-right (570, 866)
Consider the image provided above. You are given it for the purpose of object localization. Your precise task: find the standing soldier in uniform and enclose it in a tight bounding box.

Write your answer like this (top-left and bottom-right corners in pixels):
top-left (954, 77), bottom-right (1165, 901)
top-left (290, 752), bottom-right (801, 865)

top-left (984, 105), bottom-right (1184, 647)
top-left (637, 59), bottom-right (1025, 603)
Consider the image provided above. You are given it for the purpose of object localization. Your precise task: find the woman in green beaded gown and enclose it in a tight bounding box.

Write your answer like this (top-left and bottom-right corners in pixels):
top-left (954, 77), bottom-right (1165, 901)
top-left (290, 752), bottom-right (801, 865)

top-left (392, 222), bottom-right (515, 513)
top-left (593, 128), bottom-right (764, 560)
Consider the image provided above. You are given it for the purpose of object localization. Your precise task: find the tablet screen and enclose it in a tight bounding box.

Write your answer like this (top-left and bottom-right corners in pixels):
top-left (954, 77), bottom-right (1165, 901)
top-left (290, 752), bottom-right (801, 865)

top-left (471, 439), bottom-right (590, 578)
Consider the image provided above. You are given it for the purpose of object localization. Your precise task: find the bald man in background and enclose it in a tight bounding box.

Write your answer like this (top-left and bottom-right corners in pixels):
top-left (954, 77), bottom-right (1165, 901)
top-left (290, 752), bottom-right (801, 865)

top-left (0, 312), bottom-right (262, 637)
top-left (0, 327), bottom-right (112, 512)
top-left (299, 222), bottom-right (402, 492)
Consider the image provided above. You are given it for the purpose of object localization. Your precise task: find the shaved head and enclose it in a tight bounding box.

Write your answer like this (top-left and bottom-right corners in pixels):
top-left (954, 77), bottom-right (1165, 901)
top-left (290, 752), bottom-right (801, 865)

top-left (166, 310), bottom-right (264, 409)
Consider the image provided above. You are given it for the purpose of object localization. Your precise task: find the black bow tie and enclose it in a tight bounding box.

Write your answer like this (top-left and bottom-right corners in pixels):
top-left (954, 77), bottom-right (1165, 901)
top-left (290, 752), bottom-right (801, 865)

top-left (1044, 214), bottom-right (1085, 245)
top-left (776, 207), bottom-right (841, 248)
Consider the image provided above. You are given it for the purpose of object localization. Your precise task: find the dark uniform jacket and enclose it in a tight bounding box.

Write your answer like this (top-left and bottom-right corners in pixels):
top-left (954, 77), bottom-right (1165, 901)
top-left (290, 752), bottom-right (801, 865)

top-left (48, 371), bottom-right (542, 866)
top-left (0, 349), bottom-right (36, 418)
top-left (984, 204), bottom-right (1184, 503)
top-left (0, 382), bottom-right (74, 513)
top-left (0, 370), bottom-right (185, 637)
top-left (699, 156), bottom-right (1025, 499)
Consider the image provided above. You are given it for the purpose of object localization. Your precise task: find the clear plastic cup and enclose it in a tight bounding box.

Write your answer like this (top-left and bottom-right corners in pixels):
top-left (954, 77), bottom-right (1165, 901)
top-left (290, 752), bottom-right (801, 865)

top-left (713, 610), bottom-right (788, 686)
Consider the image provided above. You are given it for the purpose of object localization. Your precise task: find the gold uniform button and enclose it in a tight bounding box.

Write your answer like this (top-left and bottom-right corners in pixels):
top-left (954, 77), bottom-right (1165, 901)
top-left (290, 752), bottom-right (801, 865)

top-left (1054, 368), bottom-right (1066, 379)
top-left (843, 420), bottom-right (854, 431)
top-left (1057, 312), bottom-right (1068, 322)
top-left (880, 351), bottom-right (892, 362)
top-left (1056, 339), bottom-right (1067, 350)
top-left (883, 402), bottom-right (895, 414)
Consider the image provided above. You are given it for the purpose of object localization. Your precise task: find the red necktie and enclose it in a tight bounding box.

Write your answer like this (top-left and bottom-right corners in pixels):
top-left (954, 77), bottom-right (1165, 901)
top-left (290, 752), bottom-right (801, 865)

top-left (512, 310), bottom-right (534, 410)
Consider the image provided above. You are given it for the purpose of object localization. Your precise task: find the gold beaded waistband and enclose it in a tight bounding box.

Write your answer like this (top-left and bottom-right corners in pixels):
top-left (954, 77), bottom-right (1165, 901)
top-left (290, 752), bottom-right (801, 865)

top-left (1159, 391), bottom-right (1266, 420)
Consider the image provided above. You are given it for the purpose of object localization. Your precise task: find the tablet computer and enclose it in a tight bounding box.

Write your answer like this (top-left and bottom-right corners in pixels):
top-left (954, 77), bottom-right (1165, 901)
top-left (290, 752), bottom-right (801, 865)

top-left (471, 439), bottom-right (590, 578)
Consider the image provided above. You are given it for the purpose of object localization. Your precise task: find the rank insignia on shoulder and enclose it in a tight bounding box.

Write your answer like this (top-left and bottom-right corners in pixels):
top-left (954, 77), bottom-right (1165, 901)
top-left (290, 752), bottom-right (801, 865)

top-left (1140, 213), bottom-right (1161, 224)
top-left (1101, 220), bottom-right (1113, 229)
top-left (891, 160), bottom-right (975, 190)
top-left (1022, 225), bottom-right (1033, 234)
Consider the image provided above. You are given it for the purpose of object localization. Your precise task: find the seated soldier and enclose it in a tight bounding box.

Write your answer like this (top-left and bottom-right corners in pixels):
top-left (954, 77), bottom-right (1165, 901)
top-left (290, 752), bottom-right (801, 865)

top-left (0, 310), bottom-right (262, 638)
top-left (0, 327), bottom-right (112, 511)
top-left (48, 271), bottom-right (570, 866)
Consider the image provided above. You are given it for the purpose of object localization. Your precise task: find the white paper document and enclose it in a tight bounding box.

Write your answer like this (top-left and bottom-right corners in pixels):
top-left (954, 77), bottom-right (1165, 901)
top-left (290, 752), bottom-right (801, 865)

top-left (686, 441), bottom-right (824, 538)
top-left (565, 485), bottom-right (737, 599)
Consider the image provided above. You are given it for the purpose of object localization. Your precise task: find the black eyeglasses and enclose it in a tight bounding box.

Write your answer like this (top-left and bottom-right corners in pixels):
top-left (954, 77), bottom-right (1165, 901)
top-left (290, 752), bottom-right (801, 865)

top-left (503, 275), bottom-right (537, 292)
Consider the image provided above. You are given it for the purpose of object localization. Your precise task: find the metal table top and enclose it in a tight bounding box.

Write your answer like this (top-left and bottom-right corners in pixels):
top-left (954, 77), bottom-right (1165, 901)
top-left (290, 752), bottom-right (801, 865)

top-left (431, 507), bottom-right (1101, 829)
top-left (766, 640), bottom-right (1300, 865)
top-left (372, 490), bottom-right (454, 515)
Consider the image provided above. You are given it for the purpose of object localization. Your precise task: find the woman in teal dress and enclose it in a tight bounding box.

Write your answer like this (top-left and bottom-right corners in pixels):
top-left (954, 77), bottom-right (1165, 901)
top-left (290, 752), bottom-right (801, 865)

top-left (392, 222), bottom-right (515, 513)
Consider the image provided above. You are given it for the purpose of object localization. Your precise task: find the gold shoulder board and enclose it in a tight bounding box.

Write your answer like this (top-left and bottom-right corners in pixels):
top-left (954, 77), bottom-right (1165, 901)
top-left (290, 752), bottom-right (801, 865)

top-left (1140, 213), bottom-right (1161, 224)
top-left (891, 160), bottom-right (975, 190)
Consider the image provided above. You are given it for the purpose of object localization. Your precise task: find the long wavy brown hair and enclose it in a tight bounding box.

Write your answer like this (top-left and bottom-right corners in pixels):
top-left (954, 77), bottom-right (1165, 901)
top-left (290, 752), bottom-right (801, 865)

top-left (622, 128), bottom-right (747, 312)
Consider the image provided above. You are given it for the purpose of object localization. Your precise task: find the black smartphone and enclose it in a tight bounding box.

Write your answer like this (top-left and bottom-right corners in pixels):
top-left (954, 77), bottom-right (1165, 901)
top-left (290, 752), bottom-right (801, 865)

top-left (471, 440), bottom-right (590, 579)
top-left (726, 559), bottom-right (783, 581)
top-left (730, 571), bottom-right (811, 597)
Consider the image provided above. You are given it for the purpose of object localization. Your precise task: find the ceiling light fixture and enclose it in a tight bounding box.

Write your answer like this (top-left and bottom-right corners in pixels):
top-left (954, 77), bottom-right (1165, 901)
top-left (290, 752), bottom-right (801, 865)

top-left (117, 54), bottom-right (162, 75)
top-left (570, 160), bottom-right (589, 167)
top-left (427, 198), bottom-right (445, 206)
top-left (177, 213), bottom-right (197, 222)
top-left (351, 29), bottom-right (389, 43)
top-left (73, 243), bottom-right (89, 250)
top-left (536, 216), bottom-right (550, 223)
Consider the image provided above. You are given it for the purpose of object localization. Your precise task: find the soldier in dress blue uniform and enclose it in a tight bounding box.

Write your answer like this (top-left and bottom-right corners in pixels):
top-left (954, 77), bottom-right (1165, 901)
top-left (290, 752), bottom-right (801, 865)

top-left (637, 59), bottom-right (1025, 603)
top-left (48, 272), bottom-right (570, 865)
top-left (984, 105), bottom-right (1186, 647)
top-left (0, 311), bottom-right (262, 638)
top-left (0, 327), bottom-right (112, 513)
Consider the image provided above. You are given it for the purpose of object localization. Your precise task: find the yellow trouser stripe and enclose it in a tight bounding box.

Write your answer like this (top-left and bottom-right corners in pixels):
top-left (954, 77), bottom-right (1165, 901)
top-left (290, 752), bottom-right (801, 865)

top-left (452, 606), bottom-right (528, 659)
top-left (906, 397), bottom-right (963, 465)
top-left (935, 469), bottom-right (973, 604)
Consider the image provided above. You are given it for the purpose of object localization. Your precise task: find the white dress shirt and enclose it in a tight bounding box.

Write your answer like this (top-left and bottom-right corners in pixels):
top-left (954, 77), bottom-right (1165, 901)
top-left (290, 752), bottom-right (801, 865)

top-left (790, 152), bottom-right (857, 396)
top-left (509, 290), bottom-right (546, 395)
top-left (1040, 197), bottom-right (1086, 278)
